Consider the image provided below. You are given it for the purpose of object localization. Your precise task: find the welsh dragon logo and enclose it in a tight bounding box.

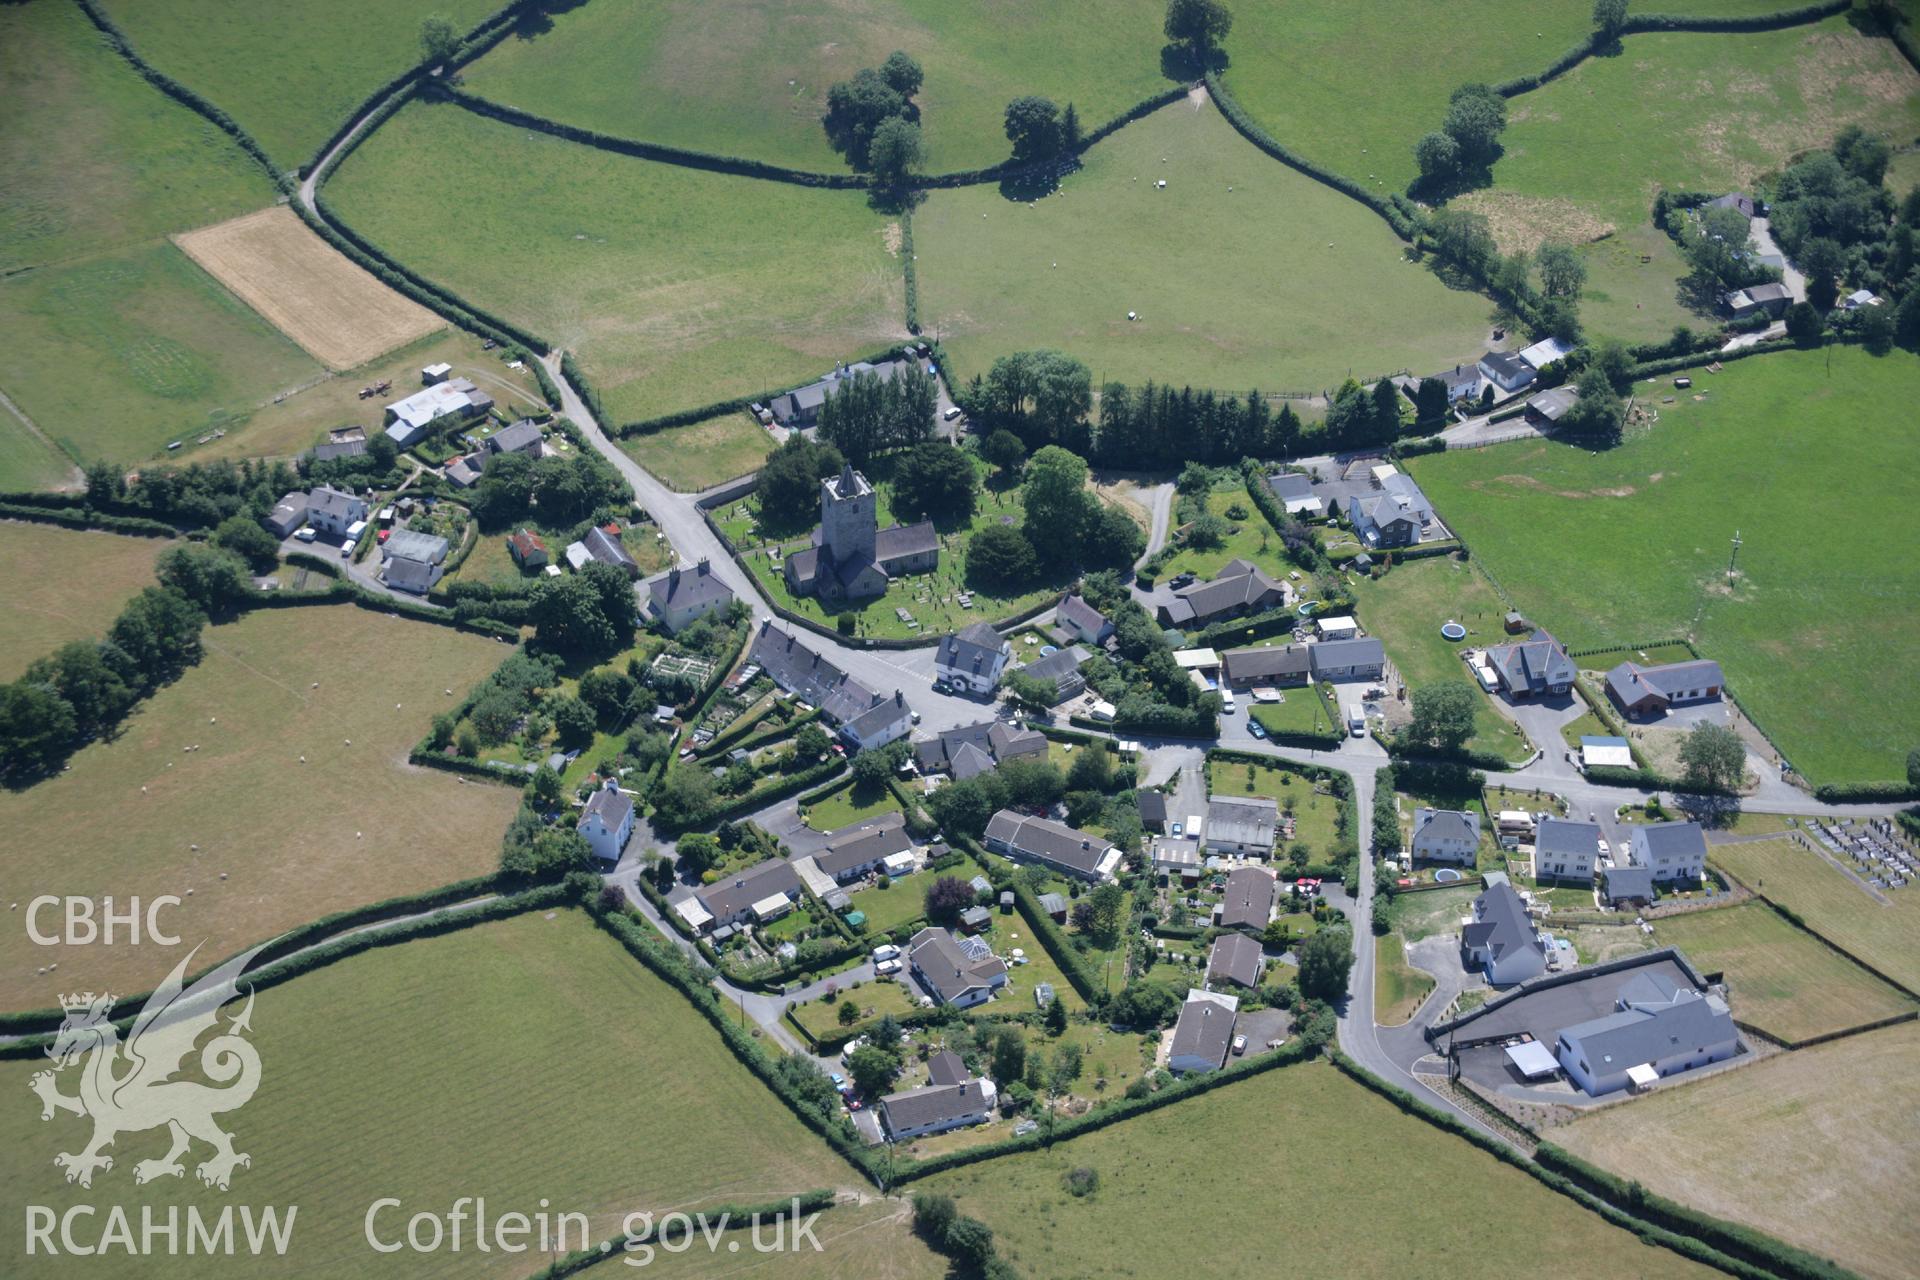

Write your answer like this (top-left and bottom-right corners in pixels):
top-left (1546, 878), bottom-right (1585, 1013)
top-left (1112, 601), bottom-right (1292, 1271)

top-left (30, 944), bottom-right (266, 1191)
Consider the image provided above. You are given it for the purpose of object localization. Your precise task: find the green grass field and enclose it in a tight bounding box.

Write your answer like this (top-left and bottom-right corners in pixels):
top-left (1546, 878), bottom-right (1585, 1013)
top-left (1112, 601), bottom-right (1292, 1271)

top-left (0, 910), bottom-right (855, 1278)
top-left (1556, 1020), bottom-right (1920, 1280)
top-left (916, 100), bottom-right (1493, 394)
top-left (923, 1059), bottom-right (1718, 1280)
top-left (1347, 557), bottom-right (1530, 763)
top-left (617, 414), bottom-right (777, 493)
top-left (0, 1), bottom-right (272, 274)
top-left (790, 977), bottom-right (919, 1040)
top-left (99, 0), bottom-right (502, 169)
top-left (1155, 488), bottom-right (1307, 587)
top-left (327, 99), bottom-right (906, 426)
top-left (1460, 17), bottom-right (1920, 344)
top-left (0, 523), bottom-right (176, 681)
top-left (1409, 347), bottom-right (1920, 785)
top-left (0, 606), bottom-right (522, 1009)
top-left (0, 239), bottom-right (323, 469)
top-left (1375, 933), bottom-right (1437, 1025)
top-left (1651, 902), bottom-right (1914, 1043)
top-left (801, 778), bottom-right (901, 832)
top-left (1711, 836), bottom-right (1920, 994)
top-left (462, 0), bottom-right (1171, 175)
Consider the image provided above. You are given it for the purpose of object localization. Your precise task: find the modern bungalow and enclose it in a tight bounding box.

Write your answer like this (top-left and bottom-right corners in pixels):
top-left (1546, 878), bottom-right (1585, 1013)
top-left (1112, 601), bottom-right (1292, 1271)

top-left (879, 1078), bottom-right (997, 1139)
top-left (1159, 559), bottom-right (1293, 629)
top-left (1309, 637), bottom-right (1386, 682)
top-left (907, 926), bottom-right (1008, 1009)
top-left (1168, 989), bottom-right (1239, 1074)
top-left (1477, 350), bottom-right (1538, 395)
top-left (984, 811), bottom-right (1121, 882)
top-left (1604, 659), bottom-right (1724, 719)
top-left (1222, 644), bottom-right (1313, 688)
top-left (1554, 972), bottom-right (1739, 1095)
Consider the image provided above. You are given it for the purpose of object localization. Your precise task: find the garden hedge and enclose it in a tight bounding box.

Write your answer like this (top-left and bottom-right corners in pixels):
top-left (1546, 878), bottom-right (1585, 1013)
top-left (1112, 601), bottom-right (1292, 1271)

top-left (0, 502), bottom-right (178, 538)
top-left (1810, 779), bottom-right (1920, 803)
top-left (0, 882), bottom-right (570, 1060)
top-left (661, 758), bottom-right (849, 834)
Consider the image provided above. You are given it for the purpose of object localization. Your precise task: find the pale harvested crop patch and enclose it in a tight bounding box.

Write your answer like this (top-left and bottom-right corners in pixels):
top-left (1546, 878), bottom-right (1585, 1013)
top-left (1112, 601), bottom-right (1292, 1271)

top-left (174, 206), bottom-right (443, 369)
top-left (1453, 191), bottom-right (1612, 254)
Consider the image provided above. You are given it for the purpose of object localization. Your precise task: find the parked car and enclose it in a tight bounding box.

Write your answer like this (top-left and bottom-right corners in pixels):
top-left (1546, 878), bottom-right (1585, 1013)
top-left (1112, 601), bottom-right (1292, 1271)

top-left (829, 1072), bottom-right (846, 1089)
top-left (871, 944), bottom-right (901, 963)
top-left (293, 527), bottom-right (316, 543)
top-left (1247, 720), bottom-right (1267, 740)
top-left (1170, 821), bottom-right (1184, 838)
top-left (1232, 1034), bottom-right (1248, 1056)
top-left (875, 958), bottom-right (902, 976)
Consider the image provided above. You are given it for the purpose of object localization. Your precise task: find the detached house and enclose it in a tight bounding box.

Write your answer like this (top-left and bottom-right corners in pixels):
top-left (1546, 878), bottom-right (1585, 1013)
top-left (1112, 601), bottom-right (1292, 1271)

top-left (984, 811), bottom-right (1121, 882)
top-left (583, 526), bottom-right (639, 580)
top-left (1014, 645), bottom-right (1090, 704)
top-left (1554, 972), bottom-right (1739, 1095)
top-left (644, 560), bottom-right (735, 633)
top-left (879, 1078), bottom-right (997, 1140)
top-left (1159, 559), bottom-right (1292, 629)
top-left (1206, 931), bottom-right (1265, 990)
top-left (1056, 594), bottom-right (1113, 646)
top-left (1459, 882), bottom-right (1546, 985)
top-left (305, 485), bottom-right (367, 538)
top-left (577, 781), bottom-right (634, 863)
top-left (914, 719), bottom-right (1047, 780)
top-left (1223, 644), bottom-right (1313, 689)
top-left (1217, 866), bottom-right (1276, 931)
top-left (1534, 817), bottom-right (1602, 884)
top-left (1169, 989), bottom-right (1239, 1074)
top-left (1309, 637), bottom-right (1386, 682)
top-left (1349, 466), bottom-right (1438, 548)
top-left (935, 622), bottom-right (1011, 695)
top-left (1411, 808), bottom-right (1480, 867)
top-left (1604, 659), bottom-right (1724, 719)
top-left (908, 926), bottom-right (1008, 1009)
top-left (1629, 821), bottom-right (1708, 884)
top-left (1485, 629), bottom-right (1576, 700)
top-left (485, 418), bottom-right (543, 458)
top-left (1477, 350), bottom-right (1537, 395)
top-left (506, 529), bottom-right (548, 569)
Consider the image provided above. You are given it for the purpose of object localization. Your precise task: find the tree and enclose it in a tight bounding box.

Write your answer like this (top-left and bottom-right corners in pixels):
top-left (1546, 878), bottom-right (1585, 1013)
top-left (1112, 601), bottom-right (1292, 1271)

top-left (880, 50), bottom-right (923, 97)
top-left (1163, 0), bottom-right (1233, 64)
top-left (851, 738), bottom-right (907, 788)
top-left (1535, 242), bottom-right (1587, 300)
top-left (419, 14), bottom-right (460, 67)
top-left (674, 832), bottom-right (722, 876)
top-left (942, 1218), bottom-right (996, 1270)
top-left (1798, 237), bottom-right (1844, 312)
top-left (966, 523), bottom-right (1037, 591)
top-left (214, 514), bottom-right (281, 570)
top-left (551, 695), bottom-right (597, 749)
top-left (455, 724), bottom-right (480, 759)
top-left (528, 764), bottom-right (564, 810)
top-left (1592, 0), bottom-right (1629, 37)
top-left (1784, 300), bottom-right (1825, 344)
top-left (1679, 722), bottom-right (1746, 792)
top-left (157, 544), bottom-right (251, 613)
top-left (1558, 367), bottom-right (1625, 445)
top-left (1067, 740), bottom-right (1114, 792)
top-left (1406, 682), bottom-right (1477, 753)
top-left (1442, 83), bottom-right (1506, 166)
top-left (1081, 883), bottom-right (1126, 948)
top-left (838, 999), bottom-right (862, 1027)
top-left (1108, 979), bottom-right (1179, 1027)
top-left (824, 66), bottom-right (908, 169)
top-left (1061, 102), bottom-right (1082, 150)
top-left (530, 572), bottom-right (616, 655)
top-left (0, 680), bottom-right (78, 781)
top-left (1907, 746), bottom-right (1920, 790)
top-left (756, 435), bottom-right (844, 530)
top-left (24, 642), bottom-right (133, 740)
top-left (1089, 504), bottom-right (1146, 571)
top-left (1413, 377), bottom-right (1451, 430)
top-left (578, 668), bottom-right (638, 728)
top-left (1005, 670), bottom-right (1058, 713)
top-left (924, 874), bottom-right (975, 925)
top-left (981, 430), bottom-right (1026, 478)
top-left (867, 116), bottom-right (924, 188)
top-left (991, 1028), bottom-right (1026, 1082)
top-left (1004, 95), bottom-right (1063, 164)
top-left (911, 1194), bottom-right (957, 1243)
top-left (846, 1043), bottom-right (901, 1099)
top-left (1022, 445), bottom-right (1098, 566)
top-left (1413, 130), bottom-right (1461, 182)
top-left (1045, 992), bottom-right (1070, 1034)
top-left (1297, 926), bottom-right (1354, 1001)
top-left (890, 441), bottom-right (978, 523)
top-left (652, 766), bottom-right (717, 829)
top-left (500, 820), bottom-right (590, 881)
top-left (796, 722), bottom-right (831, 760)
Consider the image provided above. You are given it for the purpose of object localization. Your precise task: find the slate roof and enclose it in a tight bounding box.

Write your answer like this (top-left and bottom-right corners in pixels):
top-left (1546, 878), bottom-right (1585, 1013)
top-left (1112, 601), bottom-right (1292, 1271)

top-left (875, 520), bottom-right (939, 560)
top-left (908, 926), bottom-right (1007, 1004)
top-left (1170, 990), bottom-right (1238, 1069)
top-left (1164, 559), bottom-right (1289, 627)
top-left (487, 418), bottom-right (543, 455)
top-left (936, 623), bottom-right (1007, 677)
top-left (384, 556), bottom-right (439, 593)
top-left (1222, 644), bottom-right (1313, 683)
top-left (1056, 594), bottom-right (1108, 636)
top-left (1413, 808), bottom-right (1480, 847)
top-left (1018, 644), bottom-right (1089, 697)
top-left (1525, 386), bottom-right (1579, 423)
top-left (1218, 866), bottom-right (1276, 930)
top-left (844, 691), bottom-right (910, 744)
top-left (1267, 472), bottom-right (1315, 503)
top-left (1637, 820), bottom-right (1707, 861)
top-left (1486, 629), bottom-right (1576, 693)
top-left (585, 526), bottom-right (637, 570)
top-left (308, 485), bottom-right (363, 521)
top-left (880, 1079), bottom-right (993, 1134)
top-left (444, 453), bottom-right (486, 487)
top-left (309, 439), bottom-right (367, 462)
top-left (812, 811), bottom-right (911, 880)
top-left (1309, 637), bottom-right (1386, 676)
top-left (914, 719), bottom-right (1047, 776)
top-left (1605, 659), bottom-right (1724, 708)
top-left (647, 561), bottom-right (734, 614)
top-left (384, 528), bottom-right (449, 564)
top-left (984, 810), bottom-right (1117, 879)
top-left (1207, 931), bottom-right (1264, 989)
top-left (1478, 350), bottom-right (1535, 384)
top-left (1557, 989), bottom-right (1735, 1073)
top-left (1534, 817), bottom-right (1601, 860)
top-left (1600, 865), bottom-right (1657, 904)
top-left (1136, 790), bottom-right (1170, 824)
top-left (696, 858), bottom-right (802, 923)
top-left (1461, 882), bottom-right (1539, 964)
top-left (580, 785), bottom-right (633, 833)
top-left (925, 1049), bottom-right (968, 1087)
top-left (749, 624), bottom-right (880, 725)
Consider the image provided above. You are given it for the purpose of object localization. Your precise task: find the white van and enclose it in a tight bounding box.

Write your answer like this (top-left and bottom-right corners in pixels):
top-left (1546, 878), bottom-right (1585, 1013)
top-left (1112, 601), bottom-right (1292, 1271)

top-left (942, 406), bottom-right (963, 422)
top-left (1220, 690), bottom-right (1237, 714)
top-left (1185, 816), bottom-right (1203, 843)
top-left (1347, 705), bottom-right (1366, 737)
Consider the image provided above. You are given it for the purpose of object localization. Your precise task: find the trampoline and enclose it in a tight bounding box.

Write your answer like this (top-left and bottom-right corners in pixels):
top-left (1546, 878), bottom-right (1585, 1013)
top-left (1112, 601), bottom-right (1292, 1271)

top-left (1440, 620), bottom-right (1467, 641)
top-left (1434, 868), bottom-right (1464, 883)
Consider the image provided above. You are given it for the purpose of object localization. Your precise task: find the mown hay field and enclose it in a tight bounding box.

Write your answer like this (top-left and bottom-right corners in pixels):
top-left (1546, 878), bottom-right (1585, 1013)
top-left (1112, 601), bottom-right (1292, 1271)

top-left (98, 0), bottom-right (503, 168)
top-left (0, 909), bottom-right (857, 1278)
top-left (462, 0), bottom-right (1171, 175)
top-left (1710, 836), bottom-right (1920, 993)
top-left (1409, 347), bottom-right (1920, 787)
top-left (916, 102), bottom-right (1493, 395)
top-left (327, 100), bottom-right (906, 426)
top-left (1554, 1021), bottom-right (1920, 1280)
top-left (1652, 902), bottom-right (1915, 1043)
top-left (174, 207), bottom-right (444, 369)
top-left (922, 1059), bottom-right (1719, 1280)
top-left (0, 606), bottom-right (523, 1008)
top-left (0, 523), bottom-right (176, 681)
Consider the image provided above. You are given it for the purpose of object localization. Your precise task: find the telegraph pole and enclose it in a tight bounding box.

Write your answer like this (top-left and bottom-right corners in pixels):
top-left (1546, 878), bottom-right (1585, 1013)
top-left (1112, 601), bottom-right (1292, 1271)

top-left (1726, 529), bottom-right (1743, 584)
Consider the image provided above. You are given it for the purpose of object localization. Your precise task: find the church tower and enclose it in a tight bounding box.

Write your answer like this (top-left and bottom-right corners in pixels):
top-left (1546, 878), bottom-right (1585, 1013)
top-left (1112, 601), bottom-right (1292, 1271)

top-left (820, 463), bottom-right (877, 566)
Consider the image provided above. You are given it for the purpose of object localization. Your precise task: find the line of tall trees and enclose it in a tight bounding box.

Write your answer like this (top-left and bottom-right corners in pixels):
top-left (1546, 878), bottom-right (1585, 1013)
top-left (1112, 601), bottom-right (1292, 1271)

top-left (0, 545), bottom-right (251, 783)
top-left (816, 366), bottom-right (937, 464)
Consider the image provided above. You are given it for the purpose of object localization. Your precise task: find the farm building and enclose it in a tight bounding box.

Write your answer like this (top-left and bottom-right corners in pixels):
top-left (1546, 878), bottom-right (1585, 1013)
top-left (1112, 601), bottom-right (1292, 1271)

top-left (1524, 385), bottom-right (1579, 429)
top-left (1205, 794), bottom-right (1278, 858)
top-left (1724, 282), bottom-right (1791, 320)
top-left (583, 526), bottom-right (639, 579)
top-left (384, 377), bottom-right (493, 447)
top-left (506, 529), bottom-right (548, 569)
